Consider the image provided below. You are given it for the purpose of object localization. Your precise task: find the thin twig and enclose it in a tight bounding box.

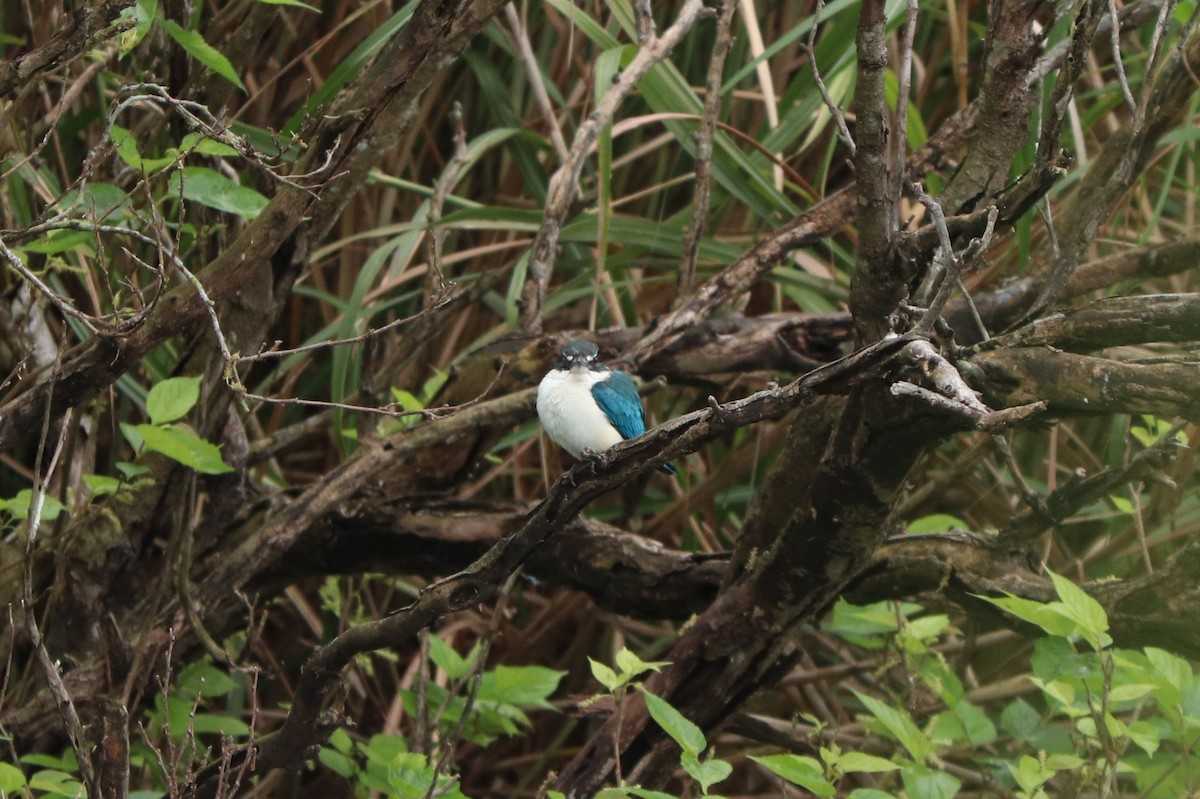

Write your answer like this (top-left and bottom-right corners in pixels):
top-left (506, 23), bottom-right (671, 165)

top-left (911, 182), bottom-right (997, 333)
top-left (1107, 0), bottom-right (1138, 114)
top-left (804, 0), bottom-right (854, 154)
top-left (426, 102), bottom-right (469, 303)
top-left (503, 3), bottom-right (570, 163)
top-left (676, 0), bottom-right (736, 304)
top-left (517, 0), bottom-right (711, 335)
top-left (892, 0), bottom-right (919, 201)
top-left (22, 391), bottom-right (95, 793)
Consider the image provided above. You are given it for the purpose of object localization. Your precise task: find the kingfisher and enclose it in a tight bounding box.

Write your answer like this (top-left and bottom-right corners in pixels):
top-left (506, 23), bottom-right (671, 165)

top-left (537, 339), bottom-right (676, 474)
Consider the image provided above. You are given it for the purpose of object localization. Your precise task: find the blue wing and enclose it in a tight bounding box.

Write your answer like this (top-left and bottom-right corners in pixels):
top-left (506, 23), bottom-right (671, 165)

top-left (591, 370), bottom-right (645, 440)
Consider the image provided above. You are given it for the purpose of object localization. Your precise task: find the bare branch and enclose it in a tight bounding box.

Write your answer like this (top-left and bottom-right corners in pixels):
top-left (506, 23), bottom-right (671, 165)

top-left (517, 0), bottom-right (711, 335)
top-left (677, 0), bottom-right (736, 303)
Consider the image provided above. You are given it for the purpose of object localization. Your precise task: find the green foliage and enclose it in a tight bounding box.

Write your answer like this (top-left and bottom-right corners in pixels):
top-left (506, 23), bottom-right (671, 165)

top-left (319, 639), bottom-right (564, 796)
top-left (157, 19), bottom-right (245, 90)
top-left (120, 377), bottom-right (233, 474)
top-left (752, 595), bottom-right (1200, 798)
top-left (319, 732), bottom-right (472, 799)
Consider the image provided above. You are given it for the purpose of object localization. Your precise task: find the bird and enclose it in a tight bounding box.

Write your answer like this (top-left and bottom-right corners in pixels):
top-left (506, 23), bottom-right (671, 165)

top-left (537, 339), bottom-right (676, 474)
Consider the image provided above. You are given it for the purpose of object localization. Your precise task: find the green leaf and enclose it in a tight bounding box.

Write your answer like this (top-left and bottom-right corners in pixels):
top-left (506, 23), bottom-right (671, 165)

top-left (952, 699), bottom-right (998, 746)
top-left (1048, 570), bottom-right (1110, 649)
top-left (193, 712), bottom-right (250, 737)
top-left (1124, 719), bottom-right (1161, 755)
top-left (178, 662), bottom-right (237, 697)
top-left (837, 752), bottom-right (899, 773)
top-left (907, 513), bottom-right (968, 533)
top-left (146, 375), bottom-right (201, 425)
top-left (158, 19), bottom-right (245, 90)
top-left (83, 474), bottom-right (122, 499)
top-left (136, 423), bottom-right (234, 474)
top-left (975, 593), bottom-right (1079, 639)
top-left (638, 686), bottom-right (706, 756)
top-left (172, 166), bottom-right (268, 218)
top-left (111, 124), bottom-right (176, 173)
top-left (900, 763), bottom-right (961, 799)
top-left (27, 769), bottom-right (83, 797)
top-left (750, 754), bottom-right (835, 797)
top-left (427, 636), bottom-right (477, 681)
top-left (614, 648), bottom-right (670, 680)
top-left (1108, 493), bottom-right (1135, 514)
top-left (118, 0), bottom-right (158, 55)
top-left (0, 762), bottom-right (27, 791)
top-left (1030, 636), bottom-right (1094, 683)
top-left (622, 789), bottom-right (677, 799)
top-left (852, 691), bottom-right (934, 763)
top-left (318, 746), bottom-right (356, 778)
top-left (589, 657), bottom-right (623, 692)
top-left (477, 665), bottom-right (564, 710)
top-left (1008, 754), bottom-right (1054, 794)
top-left (329, 727), bottom-right (353, 753)
top-left (180, 132), bottom-right (240, 156)
top-left (681, 753), bottom-right (732, 793)
top-left (847, 790), bottom-right (899, 799)
top-left (1, 489), bottom-right (66, 521)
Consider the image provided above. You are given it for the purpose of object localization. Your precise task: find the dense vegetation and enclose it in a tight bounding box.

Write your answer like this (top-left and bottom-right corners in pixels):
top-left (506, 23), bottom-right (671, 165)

top-left (2, 0), bottom-right (1200, 796)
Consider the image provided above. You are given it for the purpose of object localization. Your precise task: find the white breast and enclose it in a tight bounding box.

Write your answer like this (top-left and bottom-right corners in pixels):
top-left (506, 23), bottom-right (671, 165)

top-left (537, 367), bottom-right (625, 459)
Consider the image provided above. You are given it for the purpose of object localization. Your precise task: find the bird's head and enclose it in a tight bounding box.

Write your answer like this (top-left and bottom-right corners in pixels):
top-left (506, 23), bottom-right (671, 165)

top-left (559, 339), bottom-right (600, 370)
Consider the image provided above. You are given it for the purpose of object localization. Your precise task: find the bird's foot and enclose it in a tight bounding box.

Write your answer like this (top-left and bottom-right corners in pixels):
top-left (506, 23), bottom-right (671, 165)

top-left (580, 447), bottom-right (611, 474)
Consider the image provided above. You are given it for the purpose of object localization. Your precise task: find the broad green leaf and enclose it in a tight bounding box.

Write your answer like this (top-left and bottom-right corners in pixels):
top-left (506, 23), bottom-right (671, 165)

top-left (1048, 570), bottom-right (1110, 648)
top-left (1, 489), bottom-right (66, 521)
top-left (158, 19), bottom-right (245, 90)
top-left (329, 727), bottom-right (353, 753)
top-left (589, 657), bottom-right (623, 692)
top-left (853, 691), bottom-right (935, 763)
top-left (750, 754), bottom-right (835, 797)
top-left (838, 752), bottom-right (899, 773)
top-left (20, 229), bottom-right (93, 255)
top-left (847, 790), bottom-right (899, 799)
top-left (135, 423), bottom-right (234, 474)
top-left (427, 636), bottom-right (478, 681)
top-left (146, 375), bottom-right (201, 424)
top-left (56, 182), bottom-right (132, 220)
top-left (681, 753), bottom-right (732, 793)
top-left (193, 712), bottom-right (250, 737)
top-left (118, 0), bottom-right (158, 55)
top-left (1045, 753), bottom-right (1085, 770)
top-left (614, 648), bottom-right (670, 680)
top-left (952, 699), bottom-right (997, 746)
top-left (111, 124), bottom-right (176, 173)
top-left (178, 662), bottom-right (237, 697)
top-left (0, 762), bottom-right (27, 791)
top-left (477, 665), bottom-right (564, 710)
top-left (1109, 493), bottom-right (1135, 514)
top-left (622, 789), bottom-right (677, 799)
top-left (1009, 754), bottom-right (1054, 794)
top-left (318, 747), bottom-right (356, 778)
top-left (638, 686), bottom-right (705, 756)
top-left (173, 166), bottom-right (268, 218)
top-left (1124, 719), bottom-right (1161, 755)
top-left (27, 769), bottom-right (83, 797)
top-left (1145, 646), bottom-right (1193, 706)
top-left (180, 132), bottom-right (239, 156)
top-left (1031, 636), bottom-right (1094, 683)
top-left (83, 474), bottom-right (122, 499)
top-left (900, 763), bottom-right (960, 799)
top-left (907, 513), bottom-right (968, 533)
